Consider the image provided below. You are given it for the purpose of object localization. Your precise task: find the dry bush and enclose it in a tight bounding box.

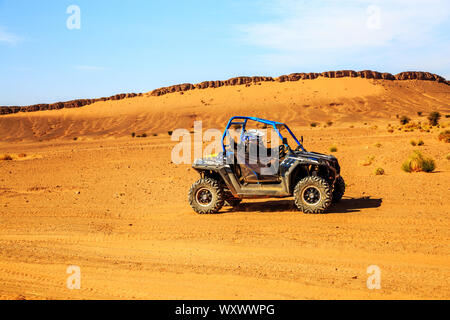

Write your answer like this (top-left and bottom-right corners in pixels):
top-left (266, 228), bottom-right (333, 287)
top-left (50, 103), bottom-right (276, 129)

top-left (374, 167), bottom-right (385, 176)
top-left (329, 146), bottom-right (338, 153)
top-left (402, 151), bottom-right (436, 173)
top-left (358, 155), bottom-right (375, 166)
top-left (0, 154), bottom-right (13, 161)
top-left (428, 111), bottom-right (441, 126)
top-left (400, 116), bottom-right (411, 125)
top-left (438, 130), bottom-right (450, 143)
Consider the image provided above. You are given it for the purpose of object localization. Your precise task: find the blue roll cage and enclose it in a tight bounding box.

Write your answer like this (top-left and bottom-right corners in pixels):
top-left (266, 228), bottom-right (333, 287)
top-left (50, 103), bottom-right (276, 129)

top-left (221, 116), bottom-right (305, 153)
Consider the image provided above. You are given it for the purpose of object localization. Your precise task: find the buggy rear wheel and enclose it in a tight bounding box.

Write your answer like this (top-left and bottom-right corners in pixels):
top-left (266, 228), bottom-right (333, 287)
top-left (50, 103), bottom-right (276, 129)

top-left (189, 178), bottom-right (224, 214)
top-left (332, 176), bottom-right (346, 203)
top-left (294, 176), bottom-right (332, 214)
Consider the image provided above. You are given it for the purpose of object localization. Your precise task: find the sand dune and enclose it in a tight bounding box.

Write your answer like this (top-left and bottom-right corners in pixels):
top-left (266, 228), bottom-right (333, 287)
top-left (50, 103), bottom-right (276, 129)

top-left (0, 78), bottom-right (449, 142)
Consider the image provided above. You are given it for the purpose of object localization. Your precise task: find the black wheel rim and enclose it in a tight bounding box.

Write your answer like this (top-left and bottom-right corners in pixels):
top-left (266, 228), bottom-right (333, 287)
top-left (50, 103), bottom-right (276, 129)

top-left (302, 186), bottom-right (321, 205)
top-left (196, 188), bottom-right (213, 207)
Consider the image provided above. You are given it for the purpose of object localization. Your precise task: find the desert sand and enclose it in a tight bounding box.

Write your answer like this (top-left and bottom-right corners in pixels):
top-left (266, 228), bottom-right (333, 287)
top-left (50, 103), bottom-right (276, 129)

top-left (0, 77), bottom-right (449, 300)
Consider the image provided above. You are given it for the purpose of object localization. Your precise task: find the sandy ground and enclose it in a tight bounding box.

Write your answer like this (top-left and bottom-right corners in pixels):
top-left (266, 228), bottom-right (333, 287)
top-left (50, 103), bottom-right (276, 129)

top-left (0, 78), bottom-right (449, 300)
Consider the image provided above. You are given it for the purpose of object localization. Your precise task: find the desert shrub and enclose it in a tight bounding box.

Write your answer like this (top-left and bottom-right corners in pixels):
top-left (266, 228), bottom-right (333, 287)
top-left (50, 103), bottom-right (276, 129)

top-left (438, 130), bottom-right (450, 143)
top-left (417, 111), bottom-right (423, 116)
top-left (168, 131), bottom-right (173, 136)
top-left (446, 154), bottom-right (450, 160)
top-left (329, 146), bottom-right (338, 153)
top-left (402, 151), bottom-right (436, 173)
top-left (410, 140), bottom-right (417, 146)
top-left (374, 167), bottom-right (385, 176)
top-left (0, 154), bottom-right (13, 161)
top-left (73, 137), bottom-right (78, 141)
top-left (327, 121), bottom-right (333, 127)
top-left (445, 115), bottom-right (450, 119)
top-left (375, 143), bottom-right (382, 148)
top-left (136, 133), bottom-right (148, 138)
top-left (18, 153), bottom-right (27, 158)
top-left (400, 116), bottom-right (410, 125)
top-left (310, 122), bottom-right (318, 128)
top-left (417, 140), bottom-right (425, 146)
top-left (131, 132), bottom-right (136, 138)
top-left (153, 133), bottom-right (158, 137)
top-left (428, 111), bottom-right (441, 126)
top-left (388, 129), bottom-right (394, 133)
top-left (358, 155), bottom-right (375, 166)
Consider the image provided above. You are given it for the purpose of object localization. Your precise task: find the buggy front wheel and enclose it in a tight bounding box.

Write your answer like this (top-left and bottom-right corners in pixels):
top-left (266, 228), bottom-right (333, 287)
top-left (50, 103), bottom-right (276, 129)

top-left (294, 176), bottom-right (332, 214)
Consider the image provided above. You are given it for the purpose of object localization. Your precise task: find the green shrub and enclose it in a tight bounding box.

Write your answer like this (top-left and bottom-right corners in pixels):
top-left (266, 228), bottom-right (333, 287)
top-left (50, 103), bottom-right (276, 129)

top-left (402, 151), bottom-right (436, 173)
top-left (428, 111), bottom-right (441, 126)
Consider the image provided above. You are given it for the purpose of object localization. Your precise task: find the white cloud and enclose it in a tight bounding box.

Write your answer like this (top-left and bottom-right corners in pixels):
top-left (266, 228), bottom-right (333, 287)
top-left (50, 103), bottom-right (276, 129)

top-left (237, 0), bottom-right (450, 75)
top-left (0, 27), bottom-right (20, 44)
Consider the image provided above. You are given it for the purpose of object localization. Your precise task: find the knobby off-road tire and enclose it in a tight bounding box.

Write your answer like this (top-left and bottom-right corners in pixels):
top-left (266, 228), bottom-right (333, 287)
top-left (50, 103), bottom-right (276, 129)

top-left (189, 178), bottom-right (225, 214)
top-left (332, 176), bottom-right (346, 203)
top-left (294, 176), bottom-right (332, 214)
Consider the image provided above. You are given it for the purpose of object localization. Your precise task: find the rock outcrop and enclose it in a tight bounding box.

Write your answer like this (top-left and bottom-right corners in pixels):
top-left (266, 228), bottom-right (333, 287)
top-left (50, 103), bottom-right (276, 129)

top-left (395, 71), bottom-right (446, 82)
top-left (1, 71), bottom-right (447, 115)
top-left (149, 70), bottom-right (446, 98)
top-left (0, 93), bottom-right (142, 115)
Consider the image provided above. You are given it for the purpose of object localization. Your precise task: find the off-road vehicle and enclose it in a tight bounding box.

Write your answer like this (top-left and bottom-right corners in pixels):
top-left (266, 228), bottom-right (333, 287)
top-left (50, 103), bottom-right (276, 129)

top-left (188, 117), bottom-right (345, 214)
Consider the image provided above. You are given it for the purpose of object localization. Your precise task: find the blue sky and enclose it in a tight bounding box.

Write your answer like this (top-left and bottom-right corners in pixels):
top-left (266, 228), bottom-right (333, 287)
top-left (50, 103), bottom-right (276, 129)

top-left (0, 0), bottom-right (449, 106)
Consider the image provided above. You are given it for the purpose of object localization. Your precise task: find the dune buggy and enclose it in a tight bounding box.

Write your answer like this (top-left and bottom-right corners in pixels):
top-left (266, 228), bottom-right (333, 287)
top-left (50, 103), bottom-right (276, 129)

top-left (188, 117), bottom-right (345, 214)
